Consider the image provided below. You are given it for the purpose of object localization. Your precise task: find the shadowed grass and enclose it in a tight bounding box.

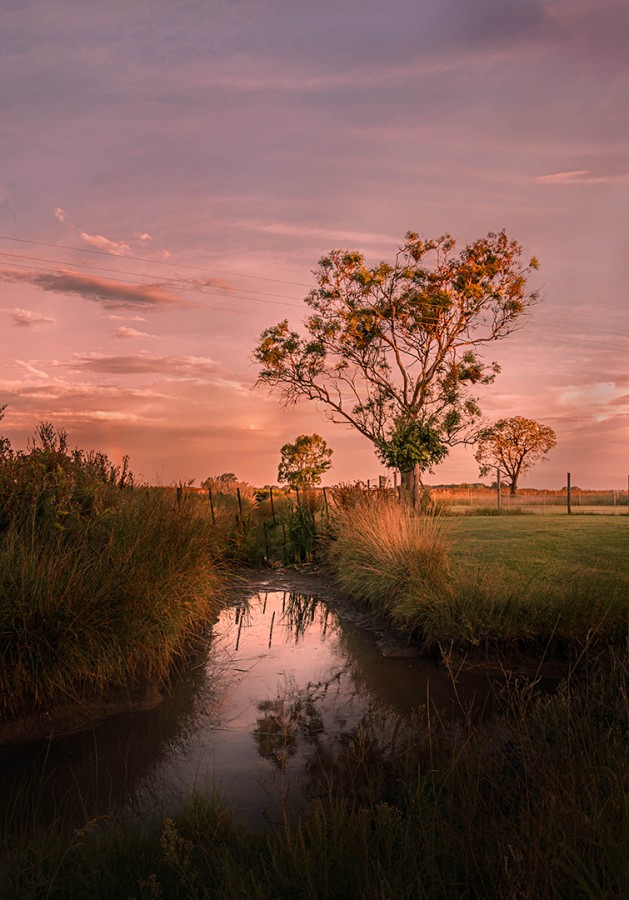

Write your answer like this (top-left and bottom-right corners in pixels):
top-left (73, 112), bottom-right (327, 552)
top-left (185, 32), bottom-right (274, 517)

top-left (2, 651), bottom-right (628, 898)
top-left (0, 488), bottom-right (225, 718)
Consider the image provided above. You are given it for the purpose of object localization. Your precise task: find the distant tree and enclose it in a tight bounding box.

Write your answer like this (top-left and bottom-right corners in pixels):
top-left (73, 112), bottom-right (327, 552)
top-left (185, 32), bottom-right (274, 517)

top-left (201, 472), bottom-right (237, 491)
top-left (277, 434), bottom-right (333, 488)
top-left (474, 416), bottom-right (557, 495)
top-left (254, 230), bottom-right (540, 489)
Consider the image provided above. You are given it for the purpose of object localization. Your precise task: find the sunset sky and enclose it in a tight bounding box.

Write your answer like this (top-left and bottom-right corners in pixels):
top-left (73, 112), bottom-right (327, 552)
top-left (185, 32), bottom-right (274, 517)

top-left (1, 0), bottom-right (627, 488)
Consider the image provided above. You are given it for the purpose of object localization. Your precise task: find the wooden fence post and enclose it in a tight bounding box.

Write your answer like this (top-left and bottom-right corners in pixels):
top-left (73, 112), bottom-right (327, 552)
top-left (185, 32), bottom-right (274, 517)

top-left (208, 486), bottom-right (215, 524)
top-left (567, 472), bottom-right (572, 515)
top-left (497, 468), bottom-right (501, 511)
top-left (269, 486), bottom-right (276, 524)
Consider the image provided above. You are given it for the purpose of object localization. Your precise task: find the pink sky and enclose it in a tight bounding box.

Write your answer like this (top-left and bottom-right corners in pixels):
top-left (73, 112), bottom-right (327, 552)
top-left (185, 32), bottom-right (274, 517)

top-left (1, 0), bottom-right (628, 489)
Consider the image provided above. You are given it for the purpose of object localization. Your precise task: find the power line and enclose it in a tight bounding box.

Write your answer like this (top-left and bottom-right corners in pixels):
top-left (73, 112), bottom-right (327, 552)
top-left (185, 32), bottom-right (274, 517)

top-left (0, 250), bottom-right (306, 306)
top-left (1, 238), bottom-right (628, 348)
top-left (0, 234), bottom-right (313, 288)
top-left (0, 258), bottom-right (306, 311)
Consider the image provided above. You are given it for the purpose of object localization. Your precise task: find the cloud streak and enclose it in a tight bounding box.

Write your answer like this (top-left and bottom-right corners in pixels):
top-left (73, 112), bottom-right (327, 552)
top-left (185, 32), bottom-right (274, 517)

top-left (1, 307), bottom-right (56, 327)
top-left (535, 170), bottom-right (629, 184)
top-left (57, 353), bottom-right (248, 391)
top-left (111, 326), bottom-right (154, 339)
top-left (80, 231), bottom-right (132, 255)
top-left (0, 266), bottom-right (189, 310)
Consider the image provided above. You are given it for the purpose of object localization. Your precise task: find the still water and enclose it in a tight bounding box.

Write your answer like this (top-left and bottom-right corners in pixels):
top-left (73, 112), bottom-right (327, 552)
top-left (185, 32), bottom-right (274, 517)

top-left (1, 580), bottom-right (496, 830)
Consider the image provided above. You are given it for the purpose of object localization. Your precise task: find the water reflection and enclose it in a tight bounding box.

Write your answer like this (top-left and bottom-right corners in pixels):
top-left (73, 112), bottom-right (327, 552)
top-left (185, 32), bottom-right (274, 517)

top-left (1, 587), bottom-right (498, 832)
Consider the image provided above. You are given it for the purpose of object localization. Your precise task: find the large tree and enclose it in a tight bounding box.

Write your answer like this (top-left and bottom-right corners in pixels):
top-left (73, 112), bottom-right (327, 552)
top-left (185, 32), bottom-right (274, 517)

top-left (474, 416), bottom-right (557, 495)
top-left (254, 230), bottom-right (540, 484)
top-left (278, 433), bottom-right (333, 488)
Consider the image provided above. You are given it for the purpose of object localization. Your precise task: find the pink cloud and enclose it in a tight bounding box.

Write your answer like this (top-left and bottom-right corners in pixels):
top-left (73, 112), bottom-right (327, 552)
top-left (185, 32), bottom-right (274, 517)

top-left (112, 326), bottom-right (153, 339)
top-left (1, 307), bottom-right (56, 327)
top-left (0, 266), bottom-right (189, 310)
top-left (54, 207), bottom-right (67, 224)
top-left (80, 232), bottom-right (132, 255)
top-left (535, 170), bottom-right (629, 184)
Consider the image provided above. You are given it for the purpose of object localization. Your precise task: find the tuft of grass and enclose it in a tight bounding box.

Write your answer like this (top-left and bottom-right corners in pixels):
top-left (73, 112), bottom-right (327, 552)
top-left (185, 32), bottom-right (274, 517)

top-left (326, 495), bottom-right (451, 621)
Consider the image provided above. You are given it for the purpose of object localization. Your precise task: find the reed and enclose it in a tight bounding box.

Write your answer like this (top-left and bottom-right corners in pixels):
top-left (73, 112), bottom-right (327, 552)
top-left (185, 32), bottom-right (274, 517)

top-left (0, 487), bottom-right (224, 718)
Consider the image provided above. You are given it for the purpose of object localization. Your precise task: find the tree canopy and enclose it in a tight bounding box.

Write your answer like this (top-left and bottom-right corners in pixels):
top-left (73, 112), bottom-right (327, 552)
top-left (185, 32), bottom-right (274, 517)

top-left (255, 230), bottom-right (540, 477)
top-left (474, 416), bottom-right (557, 495)
top-left (277, 433), bottom-right (333, 488)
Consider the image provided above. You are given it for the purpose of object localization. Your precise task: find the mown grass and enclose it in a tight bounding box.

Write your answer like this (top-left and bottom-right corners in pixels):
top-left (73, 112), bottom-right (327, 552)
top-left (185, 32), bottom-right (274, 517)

top-left (2, 650), bottom-right (628, 898)
top-left (326, 497), bottom-right (629, 657)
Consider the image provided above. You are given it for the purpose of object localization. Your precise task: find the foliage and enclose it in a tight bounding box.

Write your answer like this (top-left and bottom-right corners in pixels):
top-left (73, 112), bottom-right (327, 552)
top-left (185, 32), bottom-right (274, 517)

top-left (474, 416), bottom-right (557, 494)
top-left (0, 419), bottom-right (133, 533)
top-left (277, 433), bottom-right (333, 488)
top-left (375, 417), bottom-right (449, 473)
top-left (0, 417), bottom-right (226, 718)
top-left (255, 230), bottom-right (540, 474)
top-left (201, 472), bottom-right (237, 489)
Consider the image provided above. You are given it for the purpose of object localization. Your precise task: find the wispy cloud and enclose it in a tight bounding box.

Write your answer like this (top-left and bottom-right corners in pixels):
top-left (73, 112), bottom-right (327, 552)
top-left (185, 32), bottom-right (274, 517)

top-left (0, 266), bottom-right (189, 310)
top-left (107, 314), bottom-right (149, 322)
top-left (242, 221), bottom-right (399, 246)
top-left (60, 352), bottom-right (251, 395)
top-left (535, 170), bottom-right (629, 184)
top-left (54, 207), bottom-right (67, 224)
top-left (112, 326), bottom-right (154, 339)
top-left (80, 231), bottom-right (132, 255)
top-left (1, 307), bottom-right (56, 327)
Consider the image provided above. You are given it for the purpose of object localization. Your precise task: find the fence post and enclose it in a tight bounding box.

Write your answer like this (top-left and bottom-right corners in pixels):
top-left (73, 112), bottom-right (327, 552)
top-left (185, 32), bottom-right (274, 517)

top-left (567, 472), bottom-right (572, 515)
top-left (497, 468), bottom-right (501, 511)
top-left (323, 486), bottom-right (329, 520)
top-left (208, 486), bottom-right (215, 524)
top-left (269, 486), bottom-right (276, 524)
top-left (263, 521), bottom-right (270, 563)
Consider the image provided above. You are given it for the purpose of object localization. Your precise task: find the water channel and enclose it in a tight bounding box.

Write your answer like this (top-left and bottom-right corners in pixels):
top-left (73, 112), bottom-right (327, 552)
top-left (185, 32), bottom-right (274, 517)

top-left (1, 574), bottom-right (499, 831)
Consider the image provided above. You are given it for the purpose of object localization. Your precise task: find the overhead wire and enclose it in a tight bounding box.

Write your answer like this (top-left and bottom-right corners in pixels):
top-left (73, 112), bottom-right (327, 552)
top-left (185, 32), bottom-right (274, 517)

top-left (0, 234), bottom-right (313, 287)
top-left (0, 237), bottom-right (628, 349)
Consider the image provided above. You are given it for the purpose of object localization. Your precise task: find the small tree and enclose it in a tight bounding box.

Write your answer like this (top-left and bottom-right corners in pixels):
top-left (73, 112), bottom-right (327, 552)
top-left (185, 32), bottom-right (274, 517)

top-left (254, 230), bottom-right (540, 488)
top-left (201, 472), bottom-right (237, 492)
top-left (278, 434), bottom-right (333, 488)
top-left (474, 416), bottom-right (557, 495)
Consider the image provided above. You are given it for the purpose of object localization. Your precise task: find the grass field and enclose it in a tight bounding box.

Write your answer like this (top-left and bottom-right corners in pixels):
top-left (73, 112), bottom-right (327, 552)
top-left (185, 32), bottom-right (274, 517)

top-left (327, 501), bottom-right (629, 657)
top-left (451, 514), bottom-right (629, 590)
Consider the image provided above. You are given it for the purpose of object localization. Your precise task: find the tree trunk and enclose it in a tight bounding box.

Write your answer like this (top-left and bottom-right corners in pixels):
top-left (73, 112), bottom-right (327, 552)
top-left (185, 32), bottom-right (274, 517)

top-left (400, 465), bottom-right (423, 508)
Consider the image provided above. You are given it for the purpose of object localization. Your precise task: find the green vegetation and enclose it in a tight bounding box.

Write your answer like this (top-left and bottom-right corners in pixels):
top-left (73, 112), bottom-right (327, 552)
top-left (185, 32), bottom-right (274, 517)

top-left (3, 653), bottom-right (628, 898)
top-left (2, 415), bottom-right (628, 899)
top-left (277, 433), bottom-right (333, 489)
top-left (327, 495), bottom-right (629, 657)
top-left (255, 231), bottom-right (540, 481)
top-left (0, 421), bottom-right (226, 719)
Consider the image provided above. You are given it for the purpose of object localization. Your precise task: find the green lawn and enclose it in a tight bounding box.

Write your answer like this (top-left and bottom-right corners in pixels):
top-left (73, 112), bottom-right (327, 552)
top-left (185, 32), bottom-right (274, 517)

top-left (450, 514), bottom-right (629, 589)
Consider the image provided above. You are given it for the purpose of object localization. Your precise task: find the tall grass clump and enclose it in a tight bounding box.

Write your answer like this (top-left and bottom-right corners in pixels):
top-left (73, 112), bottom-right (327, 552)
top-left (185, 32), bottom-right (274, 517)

top-left (0, 419), bottom-right (225, 719)
top-left (327, 493), bottom-right (451, 624)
